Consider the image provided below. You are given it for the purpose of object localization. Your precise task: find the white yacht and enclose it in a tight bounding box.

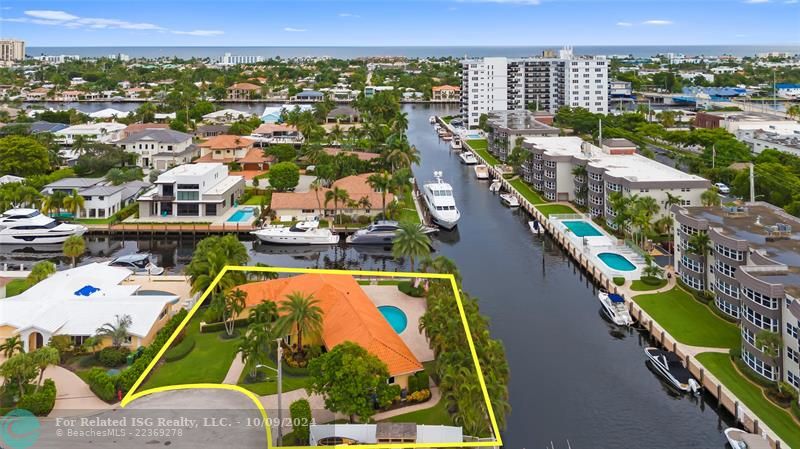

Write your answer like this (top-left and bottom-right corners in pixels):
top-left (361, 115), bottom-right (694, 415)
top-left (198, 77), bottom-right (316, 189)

top-left (250, 221), bottom-right (339, 245)
top-left (528, 220), bottom-right (543, 235)
top-left (450, 136), bottom-right (462, 150)
top-left (489, 179), bottom-right (502, 193)
top-left (422, 171), bottom-right (461, 230)
top-left (0, 208), bottom-right (87, 245)
top-left (428, 116), bottom-right (436, 124)
top-left (499, 193), bottom-right (520, 207)
top-left (474, 164), bottom-right (489, 180)
top-left (458, 151), bottom-right (478, 165)
top-left (724, 428), bottom-right (770, 449)
top-left (597, 290), bottom-right (633, 326)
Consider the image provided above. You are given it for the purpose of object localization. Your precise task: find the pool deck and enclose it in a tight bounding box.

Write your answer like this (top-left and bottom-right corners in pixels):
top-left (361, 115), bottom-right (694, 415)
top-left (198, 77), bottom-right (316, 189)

top-left (361, 284), bottom-right (435, 363)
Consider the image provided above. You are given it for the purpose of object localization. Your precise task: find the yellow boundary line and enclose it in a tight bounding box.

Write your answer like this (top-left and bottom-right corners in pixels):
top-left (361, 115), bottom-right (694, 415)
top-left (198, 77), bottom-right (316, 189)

top-left (121, 266), bottom-right (503, 449)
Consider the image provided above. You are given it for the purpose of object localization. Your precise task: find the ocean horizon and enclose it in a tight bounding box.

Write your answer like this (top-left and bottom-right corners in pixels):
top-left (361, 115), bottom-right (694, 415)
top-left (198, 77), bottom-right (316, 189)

top-left (25, 45), bottom-right (800, 59)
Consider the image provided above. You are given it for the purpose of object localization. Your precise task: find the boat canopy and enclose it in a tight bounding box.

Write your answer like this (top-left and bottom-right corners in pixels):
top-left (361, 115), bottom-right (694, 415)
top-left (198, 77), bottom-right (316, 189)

top-left (609, 293), bottom-right (625, 303)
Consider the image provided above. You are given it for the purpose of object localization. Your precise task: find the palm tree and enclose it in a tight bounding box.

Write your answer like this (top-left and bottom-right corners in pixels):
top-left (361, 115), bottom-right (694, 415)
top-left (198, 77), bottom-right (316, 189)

top-left (663, 192), bottom-right (683, 211)
top-left (63, 234), bottom-right (86, 267)
top-left (64, 189), bottom-right (86, 217)
top-left (223, 289), bottom-right (247, 336)
top-left (32, 347), bottom-right (60, 390)
top-left (392, 221), bottom-right (432, 272)
top-left (642, 260), bottom-right (664, 280)
top-left (248, 301), bottom-right (278, 325)
top-left (238, 325), bottom-right (273, 379)
top-left (688, 232), bottom-right (711, 289)
top-left (0, 336), bottom-right (25, 358)
top-left (701, 187), bottom-right (722, 207)
top-left (324, 187), bottom-right (350, 224)
top-left (391, 111), bottom-right (409, 134)
top-left (95, 314), bottom-right (133, 347)
top-left (277, 292), bottom-right (324, 357)
top-left (420, 255), bottom-right (462, 284)
top-left (367, 171), bottom-right (393, 217)
top-left (310, 179), bottom-right (325, 213)
top-left (754, 330), bottom-right (783, 377)
top-left (41, 191), bottom-right (67, 216)
top-left (71, 134), bottom-right (93, 156)
top-left (328, 124), bottom-right (344, 145)
top-left (632, 196), bottom-right (659, 247)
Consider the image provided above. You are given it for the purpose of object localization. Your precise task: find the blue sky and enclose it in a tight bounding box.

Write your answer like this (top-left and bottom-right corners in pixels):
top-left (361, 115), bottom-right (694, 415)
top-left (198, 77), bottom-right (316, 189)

top-left (0, 0), bottom-right (798, 46)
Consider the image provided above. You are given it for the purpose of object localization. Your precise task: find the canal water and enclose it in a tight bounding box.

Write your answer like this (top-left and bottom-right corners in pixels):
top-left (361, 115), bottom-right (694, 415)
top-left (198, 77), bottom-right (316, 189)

top-left (4, 101), bottom-right (735, 448)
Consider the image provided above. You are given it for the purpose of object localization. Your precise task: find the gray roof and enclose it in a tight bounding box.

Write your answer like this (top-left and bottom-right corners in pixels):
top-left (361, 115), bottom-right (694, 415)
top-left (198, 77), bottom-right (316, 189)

top-left (44, 177), bottom-right (104, 190)
top-left (116, 129), bottom-right (192, 144)
top-left (327, 105), bottom-right (359, 117)
top-left (152, 144), bottom-right (199, 158)
top-left (120, 181), bottom-right (150, 200)
top-left (29, 121), bottom-right (69, 134)
top-left (79, 185), bottom-right (125, 197)
top-left (195, 124), bottom-right (230, 133)
top-left (296, 90), bottom-right (323, 97)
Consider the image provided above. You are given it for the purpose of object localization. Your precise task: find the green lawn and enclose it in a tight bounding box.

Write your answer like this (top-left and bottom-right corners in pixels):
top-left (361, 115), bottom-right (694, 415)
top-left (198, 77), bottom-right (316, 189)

top-left (441, 116), bottom-right (452, 124)
top-left (633, 287), bottom-right (740, 349)
top-left (396, 193), bottom-right (421, 224)
top-left (237, 358), bottom-right (309, 396)
top-left (631, 278), bottom-right (668, 291)
top-left (75, 217), bottom-right (116, 224)
top-left (535, 204), bottom-right (576, 216)
top-left (466, 139), bottom-right (500, 166)
top-left (382, 400), bottom-right (452, 426)
top-left (696, 353), bottom-right (800, 449)
top-left (142, 314), bottom-right (240, 389)
top-left (243, 195), bottom-right (265, 205)
top-left (5, 279), bottom-right (29, 297)
top-left (508, 178), bottom-right (546, 205)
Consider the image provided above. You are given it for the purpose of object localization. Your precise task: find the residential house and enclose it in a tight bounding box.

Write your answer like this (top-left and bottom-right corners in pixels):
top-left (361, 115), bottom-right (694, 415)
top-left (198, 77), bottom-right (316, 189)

top-left (196, 135), bottom-right (271, 170)
top-left (58, 90), bottom-right (83, 102)
top-left (115, 129), bottom-right (197, 169)
top-left (54, 122), bottom-right (127, 145)
top-left (261, 104), bottom-right (312, 123)
top-left (27, 121), bottom-right (68, 134)
top-left (89, 108), bottom-right (132, 121)
top-left (201, 109), bottom-right (256, 124)
top-left (364, 86), bottom-right (394, 97)
top-left (195, 124), bottom-right (231, 138)
top-left (25, 87), bottom-right (49, 101)
top-left (137, 163), bottom-right (245, 219)
top-left (293, 90), bottom-right (325, 102)
top-left (431, 85), bottom-right (460, 102)
top-left (250, 124), bottom-right (304, 146)
top-left (41, 177), bottom-right (105, 196)
top-left (0, 263), bottom-right (179, 352)
top-left (237, 274), bottom-right (423, 390)
top-left (227, 82), bottom-right (261, 100)
top-left (326, 105), bottom-right (359, 123)
top-left (77, 181), bottom-right (149, 219)
top-left (310, 423), bottom-right (463, 446)
top-left (122, 123), bottom-right (169, 138)
top-left (270, 173), bottom-right (391, 221)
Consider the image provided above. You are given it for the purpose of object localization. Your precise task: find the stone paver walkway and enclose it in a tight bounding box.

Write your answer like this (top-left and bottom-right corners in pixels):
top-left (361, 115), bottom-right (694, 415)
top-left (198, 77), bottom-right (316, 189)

top-left (45, 365), bottom-right (113, 416)
top-left (223, 352), bottom-right (246, 385)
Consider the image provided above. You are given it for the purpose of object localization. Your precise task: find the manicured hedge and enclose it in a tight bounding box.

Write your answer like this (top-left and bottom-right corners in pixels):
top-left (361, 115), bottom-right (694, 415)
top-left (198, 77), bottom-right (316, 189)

top-left (117, 309), bottom-right (188, 392)
top-left (18, 379), bottom-right (56, 416)
top-left (85, 367), bottom-right (118, 402)
top-left (98, 347), bottom-right (130, 367)
top-left (398, 281), bottom-right (425, 298)
top-left (163, 335), bottom-right (196, 362)
top-left (407, 371), bottom-right (429, 393)
top-left (289, 399), bottom-right (311, 444)
top-left (613, 277), bottom-right (625, 286)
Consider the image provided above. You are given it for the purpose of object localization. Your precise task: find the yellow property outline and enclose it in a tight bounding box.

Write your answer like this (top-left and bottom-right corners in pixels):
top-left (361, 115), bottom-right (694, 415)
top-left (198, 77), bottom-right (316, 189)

top-left (121, 266), bottom-right (503, 449)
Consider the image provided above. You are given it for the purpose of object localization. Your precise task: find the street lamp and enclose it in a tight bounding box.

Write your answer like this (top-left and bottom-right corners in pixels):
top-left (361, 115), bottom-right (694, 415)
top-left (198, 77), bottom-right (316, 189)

top-left (255, 338), bottom-right (284, 446)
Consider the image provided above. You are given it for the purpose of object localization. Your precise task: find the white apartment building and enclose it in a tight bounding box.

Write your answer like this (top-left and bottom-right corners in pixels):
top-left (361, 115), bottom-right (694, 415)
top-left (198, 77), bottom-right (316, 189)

top-left (115, 129), bottom-right (197, 169)
top-left (54, 122), bottom-right (127, 145)
top-left (522, 136), bottom-right (709, 226)
top-left (34, 54), bottom-right (81, 64)
top-left (137, 163), bottom-right (245, 219)
top-left (219, 53), bottom-right (263, 65)
top-left (0, 39), bottom-right (25, 64)
top-left (460, 47), bottom-right (608, 128)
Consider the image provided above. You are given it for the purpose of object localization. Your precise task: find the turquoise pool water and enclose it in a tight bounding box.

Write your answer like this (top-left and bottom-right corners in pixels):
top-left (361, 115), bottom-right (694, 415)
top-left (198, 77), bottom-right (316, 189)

top-left (227, 207), bottom-right (256, 223)
top-left (563, 220), bottom-right (603, 237)
top-left (597, 252), bottom-right (637, 272)
top-left (378, 305), bottom-right (408, 333)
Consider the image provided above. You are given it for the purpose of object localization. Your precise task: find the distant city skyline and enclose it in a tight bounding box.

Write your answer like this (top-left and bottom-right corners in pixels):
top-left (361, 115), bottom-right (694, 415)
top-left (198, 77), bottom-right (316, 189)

top-left (0, 0), bottom-right (798, 47)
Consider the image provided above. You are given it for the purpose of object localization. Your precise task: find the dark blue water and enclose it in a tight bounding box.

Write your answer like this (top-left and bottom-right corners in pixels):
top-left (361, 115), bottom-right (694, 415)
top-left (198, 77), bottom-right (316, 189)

top-left (26, 45), bottom-right (800, 59)
top-left (0, 104), bottom-right (737, 448)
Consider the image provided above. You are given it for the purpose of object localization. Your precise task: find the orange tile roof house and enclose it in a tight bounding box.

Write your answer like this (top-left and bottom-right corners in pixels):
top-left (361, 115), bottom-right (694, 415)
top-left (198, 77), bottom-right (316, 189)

top-left (227, 82), bottom-right (261, 100)
top-left (270, 173), bottom-right (394, 221)
top-left (250, 123), bottom-right (304, 145)
top-left (431, 85), bottom-right (461, 102)
top-left (196, 134), bottom-right (273, 170)
top-left (237, 274), bottom-right (423, 387)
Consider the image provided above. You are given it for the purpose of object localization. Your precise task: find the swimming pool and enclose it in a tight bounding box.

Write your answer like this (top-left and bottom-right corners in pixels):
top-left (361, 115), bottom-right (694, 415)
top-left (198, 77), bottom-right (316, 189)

top-left (597, 252), bottom-right (637, 272)
top-left (562, 220), bottom-right (603, 237)
top-left (227, 207), bottom-right (256, 223)
top-left (377, 305), bottom-right (408, 334)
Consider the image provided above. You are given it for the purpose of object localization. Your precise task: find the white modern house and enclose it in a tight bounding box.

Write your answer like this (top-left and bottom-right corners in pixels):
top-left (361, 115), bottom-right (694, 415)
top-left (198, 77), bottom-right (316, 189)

top-left (0, 263), bottom-right (180, 352)
top-left (54, 122), bottom-right (127, 145)
top-left (137, 163), bottom-right (245, 219)
top-left (88, 108), bottom-right (133, 120)
top-left (114, 129), bottom-right (198, 169)
top-left (41, 178), bottom-right (149, 219)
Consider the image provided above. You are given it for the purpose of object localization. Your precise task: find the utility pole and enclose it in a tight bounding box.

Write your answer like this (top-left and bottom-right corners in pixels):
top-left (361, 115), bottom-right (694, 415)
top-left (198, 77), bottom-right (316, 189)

top-left (712, 144), bottom-right (716, 169)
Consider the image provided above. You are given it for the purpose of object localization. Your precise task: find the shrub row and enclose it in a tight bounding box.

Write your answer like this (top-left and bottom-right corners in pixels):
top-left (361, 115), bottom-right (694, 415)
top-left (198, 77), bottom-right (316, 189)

top-left (98, 347), bottom-right (130, 367)
top-left (85, 367), bottom-right (118, 402)
top-left (407, 388), bottom-right (431, 403)
top-left (398, 281), bottom-right (425, 298)
top-left (163, 335), bottom-right (196, 362)
top-left (640, 276), bottom-right (663, 286)
top-left (117, 309), bottom-right (188, 392)
top-left (289, 399), bottom-right (311, 445)
top-left (407, 371), bottom-right (429, 394)
top-left (18, 379), bottom-right (56, 416)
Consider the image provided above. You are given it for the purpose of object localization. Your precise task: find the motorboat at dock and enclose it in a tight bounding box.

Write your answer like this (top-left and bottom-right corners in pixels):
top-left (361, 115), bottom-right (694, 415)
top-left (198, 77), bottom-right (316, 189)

top-left (250, 221), bottom-right (339, 245)
top-left (644, 347), bottom-right (702, 394)
top-left (597, 290), bottom-right (633, 326)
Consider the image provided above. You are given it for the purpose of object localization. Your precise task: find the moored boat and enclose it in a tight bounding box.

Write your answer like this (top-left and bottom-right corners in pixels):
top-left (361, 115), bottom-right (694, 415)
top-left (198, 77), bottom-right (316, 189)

top-left (499, 193), bottom-right (520, 207)
top-left (724, 428), bottom-right (770, 449)
top-left (346, 220), bottom-right (436, 245)
top-left (644, 347), bottom-right (702, 394)
top-left (450, 136), bottom-right (462, 150)
top-left (528, 220), bottom-right (542, 235)
top-left (429, 116), bottom-right (436, 124)
top-left (458, 151), bottom-right (478, 165)
top-left (250, 221), bottom-right (339, 245)
top-left (0, 208), bottom-right (87, 245)
top-left (422, 171), bottom-right (461, 229)
top-left (597, 290), bottom-right (633, 326)
top-left (489, 179), bottom-right (502, 193)
top-left (474, 164), bottom-right (489, 180)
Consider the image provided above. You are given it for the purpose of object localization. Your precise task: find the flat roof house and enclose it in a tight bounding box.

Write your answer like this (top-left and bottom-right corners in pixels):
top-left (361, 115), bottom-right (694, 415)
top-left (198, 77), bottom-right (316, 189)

top-left (672, 203), bottom-right (800, 395)
top-left (237, 274), bottom-right (423, 389)
top-left (115, 129), bottom-right (197, 170)
top-left (137, 163), bottom-right (245, 219)
top-left (0, 263), bottom-right (179, 353)
top-left (195, 124), bottom-right (231, 139)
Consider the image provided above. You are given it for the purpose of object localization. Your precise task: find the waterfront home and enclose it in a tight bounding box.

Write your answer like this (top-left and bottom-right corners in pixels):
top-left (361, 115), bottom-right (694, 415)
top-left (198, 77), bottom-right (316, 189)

top-left (42, 177), bottom-right (105, 195)
top-left (125, 87), bottom-right (151, 99)
top-left (521, 136), bottom-right (709, 225)
top-left (54, 122), bottom-right (127, 145)
top-left (325, 105), bottom-right (359, 123)
top-left (122, 122), bottom-right (169, 138)
top-left (137, 163), bottom-right (245, 219)
top-left (321, 148), bottom-right (380, 161)
top-left (431, 84), bottom-right (461, 102)
top-left (270, 173), bottom-right (390, 221)
top-left (226, 82), bottom-right (261, 100)
top-left (24, 87), bottom-right (50, 101)
top-left (293, 90), bottom-right (325, 102)
top-left (25, 121), bottom-right (68, 134)
top-left (236, 274), bottom-right (423, 389)
top-left (115, 128), bottom-right (197, 169)
top-left (672, 203), bottom-right (800, 397)
top-left (42, 178), bottom-right (148, 218)
top-left (201, 109), bottom-right (256, 124)
top-left (196, 135), bottom-right (272, 170)
top-left (89, 108), bottom-right (133, 120)
top-left (310, 423), bottom-right (463, 446)
top-left (261, 104), bottom-right (313, 123)
top-left (195, 124), bottom-right (231, 138)
top-left (364, 85), bottom-right (394, 97)
top-left (154, 112), bottom-right (176, 123)
top-left (486, 110), bottom-right (559, 161)
top-left (58, 90), bottom-right (82, 101)
top-left (250, 123), bottom-right (303, 146)
top-left (0, 263), bottom-right (179, 353)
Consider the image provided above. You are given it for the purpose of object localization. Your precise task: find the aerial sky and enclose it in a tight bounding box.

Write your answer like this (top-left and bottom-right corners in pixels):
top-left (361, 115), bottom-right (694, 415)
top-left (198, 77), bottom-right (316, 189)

top-left (0, 0), bottom-right (798, 46)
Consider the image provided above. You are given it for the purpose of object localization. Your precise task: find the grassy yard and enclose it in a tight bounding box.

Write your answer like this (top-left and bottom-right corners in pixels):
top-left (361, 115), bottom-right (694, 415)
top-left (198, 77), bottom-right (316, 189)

top-left (535, 204), bottom-right (576, 216)
top-left (237, 358), bottom-right (310, 396)
top-left (142, 314), bottom-right (240, 389)
top-left (382, 400), bottom-right (452, 426)
top-left (466, 139), bottom-right (500, 166)
top-left (5, 278), bottom-right (29, 297)
top-left (243, 195), bottom-right (266, 205)
top-left (631, 278), bottom-right (668, 291)
top-left (633, 287), bottom-right (740, 349)
top-left (508, 178), bottom-right (546, 205)
top-left (396, 192), bottom-right (421, 224)
top-left (75, 217), bottom-right (117, 224)
top-left (696, 352), bottom-right (800, 449)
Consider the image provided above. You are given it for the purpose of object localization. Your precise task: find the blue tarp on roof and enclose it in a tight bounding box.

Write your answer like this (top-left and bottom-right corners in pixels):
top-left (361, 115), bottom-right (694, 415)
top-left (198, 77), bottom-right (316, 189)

top-left (74, 285), bottom-right (100, 296)
top-left (609, 293), bottom-right (625, 303)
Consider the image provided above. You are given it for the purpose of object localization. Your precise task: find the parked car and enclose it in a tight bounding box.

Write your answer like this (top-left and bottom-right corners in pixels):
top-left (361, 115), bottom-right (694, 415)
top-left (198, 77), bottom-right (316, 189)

top-left (714, 182), bottom-right (730, 194)
top-left (108, 253), bottom-right (165, 275)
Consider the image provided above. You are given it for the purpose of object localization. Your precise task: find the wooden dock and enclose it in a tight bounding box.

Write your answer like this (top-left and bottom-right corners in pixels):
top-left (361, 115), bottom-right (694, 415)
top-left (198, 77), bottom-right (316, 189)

top-left (85, 222), bottom-right (256, 236)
